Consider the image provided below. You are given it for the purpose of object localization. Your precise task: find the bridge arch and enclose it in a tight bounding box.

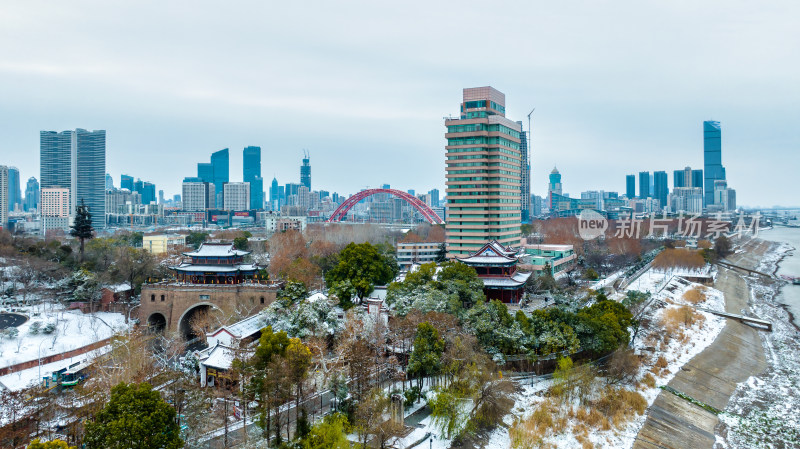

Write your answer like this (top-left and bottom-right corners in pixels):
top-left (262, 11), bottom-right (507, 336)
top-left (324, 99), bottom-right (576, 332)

top-left (327, 188), bottom-right (444, 224)
top-left (177, 302), bottom-right (221, 341)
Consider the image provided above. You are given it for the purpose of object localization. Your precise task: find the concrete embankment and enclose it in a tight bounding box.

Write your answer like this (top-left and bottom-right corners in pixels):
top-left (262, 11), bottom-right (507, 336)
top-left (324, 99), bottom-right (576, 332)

top-left (633, 239), bottom-right (772, 449)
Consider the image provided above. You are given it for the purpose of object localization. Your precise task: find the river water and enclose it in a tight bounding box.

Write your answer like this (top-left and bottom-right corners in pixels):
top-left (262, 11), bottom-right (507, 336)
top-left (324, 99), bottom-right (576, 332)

top-left (757, 226), bottom-right (800, 325)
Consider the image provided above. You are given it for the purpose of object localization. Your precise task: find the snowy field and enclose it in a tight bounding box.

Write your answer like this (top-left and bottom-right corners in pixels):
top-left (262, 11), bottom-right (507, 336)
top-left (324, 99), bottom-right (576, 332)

top-left (0, 305), bottom-right (127, 370)
top-left (480, 276), bottom-right (727, 449)
top-left (0, 346), bottom-right (111, 392)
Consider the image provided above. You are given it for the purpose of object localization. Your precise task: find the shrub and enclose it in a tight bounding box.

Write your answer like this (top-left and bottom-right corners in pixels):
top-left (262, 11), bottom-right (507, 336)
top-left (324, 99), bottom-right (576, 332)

top-left (43, 322), bottom-right (57, 334)
top-left (682, 288), bottom-right (705, 304)
top-left (29, 321), bottom-right (42, 335)
top-left (652, 248), bottom-right (706, 270)
top-left (593, 386), bottom-right (647, 429)
top-left (660, 306), bottom-right (702, 335)
top-left (642, 373), bottom-right (656, 388)
top-left (654, 356), bottom-right (668, 369)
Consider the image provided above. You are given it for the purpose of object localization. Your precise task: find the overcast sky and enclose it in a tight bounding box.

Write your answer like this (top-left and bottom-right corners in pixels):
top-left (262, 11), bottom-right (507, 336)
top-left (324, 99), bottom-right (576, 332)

top-left (0, 1), bottom-right (797, 207)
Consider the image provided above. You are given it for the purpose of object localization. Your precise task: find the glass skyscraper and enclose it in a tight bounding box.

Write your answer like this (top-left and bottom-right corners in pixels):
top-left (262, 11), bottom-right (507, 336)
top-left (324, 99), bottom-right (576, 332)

top-left (638, 171), bottom-right (650, 198)
top-left (210, 149), bottom-right (229, 208)
top-left (24, 177), bottom-right (39, 212)
top-left (445, 86), bottom-right (522, 257)
top-left (120, 174), bottom-right (134, 191)
top-left (703, 121), bottom-right (725, 207)
top-left (300, 153), bottom-right (311, 190)
top-left (40, 129), bottom-right (106, 228)
top-left (243, 146), bottom-right (263, 210)
top-left (517, 120), bottom-right (531, 222)
top-left (625, 174), bottom-right (636, 198)
top-left (7, 167), bottom-right (20, 212)
top-left (692, 169), bottom-right (704, 189)
top-left (653, 171), bottom-right (668, 207)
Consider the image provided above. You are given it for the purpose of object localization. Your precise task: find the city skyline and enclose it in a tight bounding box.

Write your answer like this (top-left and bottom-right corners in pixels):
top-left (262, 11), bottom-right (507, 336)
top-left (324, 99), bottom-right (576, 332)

top-left (0, 2), bottom-right (798, 207)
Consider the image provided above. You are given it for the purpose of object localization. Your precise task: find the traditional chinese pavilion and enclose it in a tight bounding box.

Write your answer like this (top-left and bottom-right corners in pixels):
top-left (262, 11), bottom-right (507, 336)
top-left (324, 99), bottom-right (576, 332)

top-left (172, 243), bottom-right (260, 284)
top-left (456, 240), bottom-right (531, 303)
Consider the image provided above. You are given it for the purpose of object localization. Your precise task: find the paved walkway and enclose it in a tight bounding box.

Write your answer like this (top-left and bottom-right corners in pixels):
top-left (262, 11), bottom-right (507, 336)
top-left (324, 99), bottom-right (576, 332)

top-left (634, 239), bottom-right (770, 449)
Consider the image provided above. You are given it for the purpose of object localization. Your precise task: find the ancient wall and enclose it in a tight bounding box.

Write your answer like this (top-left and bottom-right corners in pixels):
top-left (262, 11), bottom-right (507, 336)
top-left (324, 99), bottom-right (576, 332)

top-left (139, 283), bottom-right (281, 334)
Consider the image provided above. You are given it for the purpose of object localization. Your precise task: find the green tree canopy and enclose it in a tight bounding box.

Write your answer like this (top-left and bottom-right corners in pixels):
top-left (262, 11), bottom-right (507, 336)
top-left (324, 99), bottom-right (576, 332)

top-left (408, 322), bottom-right (445, 380)
top-left (302, 413), bottom-right (351, 449)
top-left (27, 439), bottom-right (76, 449)
top-left (325, 242), bottom-right (398, 299)
top-left (84, 382), bottom-right (183, 449)
top-left (185, 232), bottom-right (209, 249)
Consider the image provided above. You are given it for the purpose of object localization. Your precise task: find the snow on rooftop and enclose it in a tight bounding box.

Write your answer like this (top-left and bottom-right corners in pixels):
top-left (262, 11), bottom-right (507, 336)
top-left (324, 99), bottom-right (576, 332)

top-left (183, 243), bottom-right (249, 257)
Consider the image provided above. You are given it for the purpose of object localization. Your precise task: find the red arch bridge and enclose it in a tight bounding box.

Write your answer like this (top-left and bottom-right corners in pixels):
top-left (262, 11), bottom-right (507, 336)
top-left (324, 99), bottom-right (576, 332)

top-left (327, 188), bottom-right (444, 224)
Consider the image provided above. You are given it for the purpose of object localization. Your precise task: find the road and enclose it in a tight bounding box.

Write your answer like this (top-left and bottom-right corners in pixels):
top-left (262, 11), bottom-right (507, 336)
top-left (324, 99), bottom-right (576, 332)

top-left (634, 239), bottom-right (771, 449)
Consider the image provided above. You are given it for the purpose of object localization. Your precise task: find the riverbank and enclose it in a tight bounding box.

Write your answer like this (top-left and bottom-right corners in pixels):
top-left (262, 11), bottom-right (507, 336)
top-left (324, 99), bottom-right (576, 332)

top-left (633, 238), bottom-right (773, 449)
top-left (715, 238), bottom-right (800, 447)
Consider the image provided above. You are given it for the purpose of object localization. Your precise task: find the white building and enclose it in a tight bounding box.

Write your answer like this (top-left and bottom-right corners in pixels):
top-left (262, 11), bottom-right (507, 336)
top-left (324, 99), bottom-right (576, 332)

top-left (667, 187), bottom-right (703, 215)
top-left (223, 182), bottom-right (250, 211)
top-left (396, 241), bottom-right (442, 270)
top-left (182, 181), bottom-right (213, 211)
top-left (40, 187), bottom-right (71, 235)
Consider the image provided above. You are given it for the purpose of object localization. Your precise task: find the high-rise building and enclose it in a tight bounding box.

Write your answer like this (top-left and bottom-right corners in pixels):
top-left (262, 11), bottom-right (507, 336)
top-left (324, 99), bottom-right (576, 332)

top-left (210, 149), bottom-right (229, 208)
top-left (182, 180), bottom-right (213, 211)
top-left (40, 129), bottom-right (106, 228)
top-left (713, 180), bottom-right (736, 212)
top-left (445, 86), bottom-right (522, 257)
top-left (223, 182), bottom-right (250, 211)
top-left (428, 189), bottom-right (440, 208)
top-left (120, 174), bottom-right (134, 191)
top-left (625, 175), bottom-right (636, 198)
top-left (703, 121), bottom-right (725, 207)
top-left (0, 166), bottom-right (8, 228)
top-left (197, 163), bottom-right (213, 183)
top-left (668, 187), bottom-right (703, 214)
top-left (105, 173), bottom-right (114, 191)
top-left (269, 177), bottom-right (281, 211)
top-left (7, 167), bottom-right (21, 212)
top-left (243, 146), bottom-right (264, 210)
top-left (691, 169), bottom-right (704, 189)
top-left (653, 171), bottom-right (668, 208)
top-left (547, 167), bottom-right (562, 209)
top-left (638, 171), bottom-right (650, 198)
top-left (158, 190), bottom-right (165, 205)
top-left (40, 187), bottom-right (70, 235)
top-left (673, 166), bottom-right (691, 189)
top-left (300, 152), bottom-right (311, 190)
top-left (24, 177), bottom-right (39, 212)
top-left (517, 120), bottom-right (531, 222)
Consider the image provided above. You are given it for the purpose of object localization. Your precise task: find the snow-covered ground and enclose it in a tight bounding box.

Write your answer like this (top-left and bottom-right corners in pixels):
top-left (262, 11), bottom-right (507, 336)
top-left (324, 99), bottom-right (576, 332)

top-left (481, 277), bottom-right (727, 449)
top-left (0, 305), bottom-right (127, 370)
top-left (716, 241), bottom-right (800, 448)
top-left (0, 346), bottom-right (111, 392)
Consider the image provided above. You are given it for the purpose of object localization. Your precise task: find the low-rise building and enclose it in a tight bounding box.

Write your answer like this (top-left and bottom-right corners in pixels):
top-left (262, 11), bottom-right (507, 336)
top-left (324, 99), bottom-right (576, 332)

top-left (522, 243), bottom-right (577, 276)
top-left (396, 241), bottom-right (442, 270)
top-left (143, 234), bottom-right (187, 254)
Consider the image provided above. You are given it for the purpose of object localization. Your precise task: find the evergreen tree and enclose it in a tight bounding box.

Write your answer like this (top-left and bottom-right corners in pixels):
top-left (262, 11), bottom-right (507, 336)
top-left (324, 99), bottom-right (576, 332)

top-left (84, 382), bottom-right (183, 449)
top-left (70, 200), bottom-right (94, 262)
top-left (325, 242), bottom-right (398, 299)
top-left (435, 242), bottom-right (447, 262)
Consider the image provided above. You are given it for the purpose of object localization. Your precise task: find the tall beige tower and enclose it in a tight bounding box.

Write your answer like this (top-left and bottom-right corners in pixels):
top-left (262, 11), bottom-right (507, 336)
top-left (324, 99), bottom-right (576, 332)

top-left (0, 166), bottom-right (8, 229)
top-left (445, 87), bottom-right (522, 257)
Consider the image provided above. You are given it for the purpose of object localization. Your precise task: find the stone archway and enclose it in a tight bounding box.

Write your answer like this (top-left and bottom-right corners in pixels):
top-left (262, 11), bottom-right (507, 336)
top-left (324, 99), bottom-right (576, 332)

top-left (178, 303), bottom-right (220, 341)
top-left (147, 312), bottom-right (167, 334)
